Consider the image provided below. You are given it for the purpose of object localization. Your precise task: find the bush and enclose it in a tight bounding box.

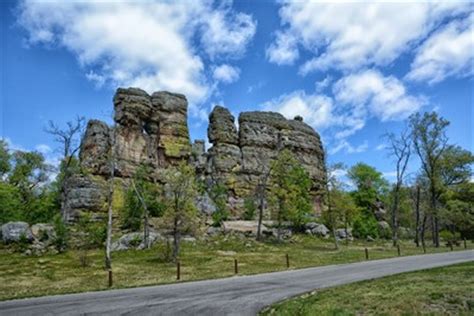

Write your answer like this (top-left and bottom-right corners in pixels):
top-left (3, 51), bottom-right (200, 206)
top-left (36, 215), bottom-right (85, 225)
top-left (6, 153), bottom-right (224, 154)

top-left (243, 197), bottom-right (256, 220)
top-left (210, 183), bottom-right (229, 227)
top-left (352, 214), bottom-right (379, 239)
top-left (52, 214), bottom-right (69, 252)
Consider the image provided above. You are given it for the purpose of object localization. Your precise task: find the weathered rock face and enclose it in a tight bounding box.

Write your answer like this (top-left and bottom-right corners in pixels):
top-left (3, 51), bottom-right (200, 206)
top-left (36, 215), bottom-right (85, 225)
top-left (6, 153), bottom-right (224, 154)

top-left (206, 107), bottom-right (326, 217)
top-left (1, 222), bottom-right (33, 243)
top-left (66, 88), bottom-right (192, 220)
top-left (66, 87), bottom-right (326, 221)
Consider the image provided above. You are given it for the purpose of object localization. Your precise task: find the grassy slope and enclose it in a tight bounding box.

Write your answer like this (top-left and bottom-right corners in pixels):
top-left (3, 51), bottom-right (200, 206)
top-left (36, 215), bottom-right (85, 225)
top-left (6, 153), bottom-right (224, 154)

top-left (261, 262), bottom-right (474, 316)
top-left (0, 235), bottom-right (470, 301)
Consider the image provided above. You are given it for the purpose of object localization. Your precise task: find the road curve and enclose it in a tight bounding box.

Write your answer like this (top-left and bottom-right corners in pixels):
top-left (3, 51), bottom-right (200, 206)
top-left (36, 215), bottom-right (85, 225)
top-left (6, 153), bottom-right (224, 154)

top-left (0, 250), bottom-right (472, 316)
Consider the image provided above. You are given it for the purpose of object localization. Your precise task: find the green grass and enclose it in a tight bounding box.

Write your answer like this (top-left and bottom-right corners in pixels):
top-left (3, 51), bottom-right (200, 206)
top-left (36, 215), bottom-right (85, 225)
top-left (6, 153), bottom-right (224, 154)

top-left (0, 235), bottom-right (470, 301)
top-left (260, 262), bottom-right (474, 316)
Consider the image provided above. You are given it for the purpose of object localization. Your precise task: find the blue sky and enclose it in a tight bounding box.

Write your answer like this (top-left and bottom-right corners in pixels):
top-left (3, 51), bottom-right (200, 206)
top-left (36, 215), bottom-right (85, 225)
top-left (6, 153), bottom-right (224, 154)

top-left (1, 0), bottom-right (473, 183)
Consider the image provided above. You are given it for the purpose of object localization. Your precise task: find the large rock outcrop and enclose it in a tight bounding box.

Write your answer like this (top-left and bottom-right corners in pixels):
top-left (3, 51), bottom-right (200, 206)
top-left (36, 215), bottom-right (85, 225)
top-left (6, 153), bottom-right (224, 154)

top-left (206, 107), bottom-right (326, 217)
top-left (65, 87), bottom-right (325, 221)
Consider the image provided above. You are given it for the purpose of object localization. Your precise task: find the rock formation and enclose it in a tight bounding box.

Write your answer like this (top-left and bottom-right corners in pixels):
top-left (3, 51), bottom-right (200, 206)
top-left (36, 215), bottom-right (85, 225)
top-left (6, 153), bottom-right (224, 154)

top-left (205, 106), bottom-right (326, 216)
top-left (64, 87), bottom-right (325, 221)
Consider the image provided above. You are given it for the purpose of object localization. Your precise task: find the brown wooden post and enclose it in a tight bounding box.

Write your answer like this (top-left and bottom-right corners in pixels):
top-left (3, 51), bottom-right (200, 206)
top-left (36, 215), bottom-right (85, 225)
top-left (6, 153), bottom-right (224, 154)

top-left (108, 270), bottom-right (113, 287)
top-left (286, 254), bottom-right (290, 268)
top-left (397, 244), bottom-right (401, 256)
top-left (177, 260), bottom-right (181, 280)
top-left (464, 238), bottom-right (467, 249)
top-left (450, 242), bottom-right (453, 251)
top-left (365, 248), bottom-right (369, 260)
top-left (422, 243), bottom-right (426, 254)
top-left (234, 259), bottom-right (238, 274)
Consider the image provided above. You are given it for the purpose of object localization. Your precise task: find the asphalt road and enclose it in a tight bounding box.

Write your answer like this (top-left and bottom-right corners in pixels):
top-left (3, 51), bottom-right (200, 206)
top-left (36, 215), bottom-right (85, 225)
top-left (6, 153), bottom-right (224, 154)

top-left (0, 250), bottom-right (472, 316)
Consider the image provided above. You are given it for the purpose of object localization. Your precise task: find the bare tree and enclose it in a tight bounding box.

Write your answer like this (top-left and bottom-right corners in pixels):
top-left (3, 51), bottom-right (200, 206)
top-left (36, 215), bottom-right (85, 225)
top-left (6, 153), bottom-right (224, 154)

top-left (255, 167), bottom-right (271, 241)
top-left (130, 178), bottom-right (150, 249)
top-left (409, 112), bottom-right (449, 247)
top-left (105, 126), bottom-right (115, 271)
top-left (385, 129), bottom-right (411, 246)
top-left (45, 117), bottom-right (85, 220)
top-left (324, 161), bottom-right (346, 250)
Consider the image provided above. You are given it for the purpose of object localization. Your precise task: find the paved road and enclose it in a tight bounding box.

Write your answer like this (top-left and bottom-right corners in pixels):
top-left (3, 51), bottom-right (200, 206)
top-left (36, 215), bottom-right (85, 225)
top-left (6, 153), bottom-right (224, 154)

top-left (1, 250), bottom-right (472, 316)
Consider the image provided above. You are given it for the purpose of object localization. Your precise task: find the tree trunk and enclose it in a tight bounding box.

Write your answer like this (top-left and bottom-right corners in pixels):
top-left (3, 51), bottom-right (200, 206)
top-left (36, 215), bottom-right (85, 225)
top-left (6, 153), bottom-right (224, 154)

top-left (420, 214), bottom-right (427, 249)
top-left (256, 193), bottom-right (264, 241)
top-left (172, 216), bottom-right (180, 262)
top-left (105, 134), bottom-right (115, 271)
top-left (327, 187), bottom-right (338, 250)
top-left (392, 185), bottom-right (400, 246)
top-left (414, 185), bottom-right (421, 247)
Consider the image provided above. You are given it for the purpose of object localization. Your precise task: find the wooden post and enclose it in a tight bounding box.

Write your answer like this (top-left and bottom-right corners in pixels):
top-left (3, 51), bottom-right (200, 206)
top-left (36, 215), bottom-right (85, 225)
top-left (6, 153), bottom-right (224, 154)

top-left (234, 259), bottom-right (238, 274)
top-left (450, 242), bottom-right (453, 251)
top-left (422, 243), bottom-right (426, 254)
top-left (464, 238), bottom-right (467, 249)
top-left (286, 254), bottom-right (290, 268)
top-left (176, 260), bottom-right (181, 280)
top-left (108, 270), bottom-right (113, 287)
top-left (397, 244), bottom-right (401, 256)
top-left (365, 248), bottom-right (369, 260)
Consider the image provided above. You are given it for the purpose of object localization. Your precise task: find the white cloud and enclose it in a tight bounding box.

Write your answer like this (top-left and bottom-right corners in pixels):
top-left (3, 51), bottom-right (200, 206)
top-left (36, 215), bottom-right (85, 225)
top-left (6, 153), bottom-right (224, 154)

top-left (375, 143), bottom-right (387, 151)
top-left (266, 31), bottom-right (299, 65)
top-left (212, 64), bottom-right (240, 84)
top-left (407, 13), bottom-right (474, 84)
top-left (263, 90), bottom-right (334, 130)
top-left (333, 69), bottom-right (426, 122)
top-left (17, 0), bottom-right (256, 117)
top-left (329, 140), bottom-right (368, 155)
top-left (269, 1), bottom-right (470, 73)
top-left (35, 144), bottom-right (51, 154)
top-left (315, 76), bottom-right (332, 92)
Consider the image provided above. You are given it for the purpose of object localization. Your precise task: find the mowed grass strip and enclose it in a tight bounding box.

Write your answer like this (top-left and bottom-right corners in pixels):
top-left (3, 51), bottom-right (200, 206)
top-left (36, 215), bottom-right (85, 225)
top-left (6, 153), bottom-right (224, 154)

top-left (0, 235), bottom-right (470, 301)
top-left (260, 261), bottom-right (474, 316)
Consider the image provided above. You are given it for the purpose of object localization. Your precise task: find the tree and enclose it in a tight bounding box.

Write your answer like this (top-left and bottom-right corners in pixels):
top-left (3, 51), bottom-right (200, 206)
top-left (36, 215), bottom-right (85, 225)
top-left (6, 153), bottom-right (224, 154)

top-left (105, 127), bottom-right (115, 271)
top-left (323, 161), bottom-right (345, 249)
top-left (255, 166), bottom-right (271, 241)
top-left (409, 112), bottom-right (449, 247)
top-left (269, 149), bottom-right (312, 240)
top-left (0, 139), bottom-right (11, 178)
top-left (209, 180), bottom-right (229, 227)
top-left (163, 162), bottom-right (198, 262)
top-left (45, 117), bottom-right (85, 221)
top-left (347, 162), bottom-right (389, 212)
top-left (384, 129), bottom-right (411, 246)
top-left (332, 189), bottom-right (360, 243)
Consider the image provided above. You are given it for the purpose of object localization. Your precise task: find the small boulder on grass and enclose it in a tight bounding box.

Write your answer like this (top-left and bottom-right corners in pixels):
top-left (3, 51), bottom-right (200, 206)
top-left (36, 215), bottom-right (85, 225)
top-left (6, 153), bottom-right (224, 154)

top-left (1, 222), bottom-right (33, 243)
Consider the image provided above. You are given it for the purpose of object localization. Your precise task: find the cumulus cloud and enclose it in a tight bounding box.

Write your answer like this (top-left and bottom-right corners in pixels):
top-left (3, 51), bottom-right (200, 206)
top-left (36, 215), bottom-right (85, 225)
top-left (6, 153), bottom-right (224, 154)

top-left (262, 70), bottom-right (423, 155)
top-left (16, 0), bottom-right (256, 117)
top-left (35, 144), bottom-right (52, 154)
top-left (407, 13), bottom-right (474, 84)
top-left (333, 69), bottom-right (426, 122)
top-left (268, 1), bottom-right (470, 74)
top-left (266, 31), bottom-right (299, 65)
top-left (212, 64), bottom-right (240, 84)
top-left (263, 91), bottom-right (334, 130)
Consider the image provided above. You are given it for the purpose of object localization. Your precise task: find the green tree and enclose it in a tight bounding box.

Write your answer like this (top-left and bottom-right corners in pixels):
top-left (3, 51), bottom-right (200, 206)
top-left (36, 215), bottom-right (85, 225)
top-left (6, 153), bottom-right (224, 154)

top-left (347, 162), bottom-right (389, 212)
top-left (163, 162), bottom-right (198, 261)
top-left (332, 189), bottom-right (360, 242)
top-left (409, 112), bottom-right (449, 247)
top-left (209, 181), bottom-right (229, 226)
top-left (0, 182), bottom-right (22, 223)
top-left (0, 139), bottom-right (11, 177)
top-left (269, 149), bottom-right (312, 239)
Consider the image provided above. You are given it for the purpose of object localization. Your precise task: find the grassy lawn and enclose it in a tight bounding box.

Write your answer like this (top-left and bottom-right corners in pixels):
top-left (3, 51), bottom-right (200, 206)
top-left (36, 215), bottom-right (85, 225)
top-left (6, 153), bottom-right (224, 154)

top-left (260, 262), bottom-right (474, 316)
top-left (0, 235), bottom-right (470, 301)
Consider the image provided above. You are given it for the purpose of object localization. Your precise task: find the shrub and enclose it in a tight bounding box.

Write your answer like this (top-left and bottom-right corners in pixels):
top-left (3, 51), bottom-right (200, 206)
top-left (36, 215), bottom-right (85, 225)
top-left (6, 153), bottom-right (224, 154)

top-left (52, 214), bottom-right (68, 252)
top-left (243, 196), bottom-right (256, 220)
top-left (352, 214), bottom-right (379, 239)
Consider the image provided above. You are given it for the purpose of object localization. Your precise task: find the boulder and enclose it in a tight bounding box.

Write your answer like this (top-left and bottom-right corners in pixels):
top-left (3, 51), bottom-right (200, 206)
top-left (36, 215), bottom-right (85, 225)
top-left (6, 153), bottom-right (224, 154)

top-left (312, 224), bottom-right (330, 237)
top-left (1, 222), bottom-right (33, 243)
top-left (31, 223), bottom-right (56, 243)
top-left (336, 228), bottom-right (353, 240)
top-left (111, 232), bottom-right (161, 251)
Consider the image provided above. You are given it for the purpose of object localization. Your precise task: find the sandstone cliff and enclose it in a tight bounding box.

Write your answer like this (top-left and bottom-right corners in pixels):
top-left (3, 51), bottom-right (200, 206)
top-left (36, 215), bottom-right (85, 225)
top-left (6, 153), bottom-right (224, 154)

top-left (64, 88), bottom-right (325, 221)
